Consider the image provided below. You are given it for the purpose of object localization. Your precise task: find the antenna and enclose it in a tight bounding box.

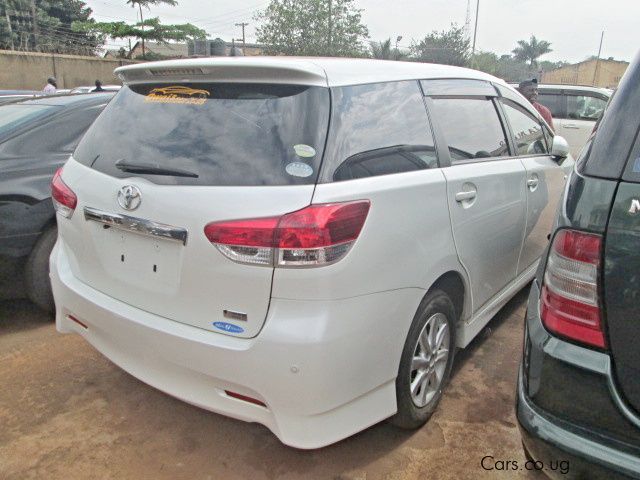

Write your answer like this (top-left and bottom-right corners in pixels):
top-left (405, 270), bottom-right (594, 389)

top-left (464, 0), bottom-right (472, 40)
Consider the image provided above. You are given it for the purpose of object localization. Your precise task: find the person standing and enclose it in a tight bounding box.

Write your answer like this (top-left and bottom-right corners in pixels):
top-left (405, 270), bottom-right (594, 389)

top-left (517, 79), bottom-right (554, 131)
top-left (93, 80), bottom-right (104, 92)
top-left (42, 76), bottom-right (57, 95)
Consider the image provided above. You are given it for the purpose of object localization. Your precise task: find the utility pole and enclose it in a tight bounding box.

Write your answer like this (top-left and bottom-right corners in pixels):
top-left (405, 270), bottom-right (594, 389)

top-left (138, 4), bottom-right (146, 59)
top-left (471, 0), bottom-right (480, 63)
top-left (30, 0), bottom-right (39, 50)
top-left (235, 22), bottom-right (248, 49)
top-left (328, 0), bottom-right (332, 55)
top-left (592, 30), bottom-right (604, 86)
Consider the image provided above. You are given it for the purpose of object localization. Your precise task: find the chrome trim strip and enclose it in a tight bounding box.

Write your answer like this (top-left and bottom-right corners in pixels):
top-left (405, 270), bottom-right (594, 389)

top-left (84, 207), bottom-right (188, 245)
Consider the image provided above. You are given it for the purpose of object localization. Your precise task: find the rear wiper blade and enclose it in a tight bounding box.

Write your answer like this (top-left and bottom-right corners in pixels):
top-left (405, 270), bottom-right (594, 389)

top-left (115, 159), bottom-right (199, 178)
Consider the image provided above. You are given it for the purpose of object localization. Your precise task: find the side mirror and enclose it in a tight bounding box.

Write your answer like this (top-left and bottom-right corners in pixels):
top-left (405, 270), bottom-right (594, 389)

top-left (551, 135), bottom-right (570, 162)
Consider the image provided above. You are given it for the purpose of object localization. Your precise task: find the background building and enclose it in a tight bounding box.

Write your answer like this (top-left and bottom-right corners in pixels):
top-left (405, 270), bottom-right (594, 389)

top-left (541, 58), bottom-right (628, 88)
top-left (129, 41), bottom-right (189, 59)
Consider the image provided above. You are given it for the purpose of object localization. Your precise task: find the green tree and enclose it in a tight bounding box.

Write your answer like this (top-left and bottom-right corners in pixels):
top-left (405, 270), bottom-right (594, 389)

top-left (370, 37), bottom-right (405, 60)
top-left (495, 54), bottom-right (535, 82)
top-left (471, 50), bottom-right (499, 75)
top-left (1, 0), bottom-right (102, 54)
top-left (255, 0), bottom-right (369, 57)
top-left (411, 24), bottom-right (470, 67)
top-left (539, 59), bottom-right (569, 72)
top-left (74, 16), bottom-right (206, 58)
top-left (125, 0), bottom-right (177, 58)
top-left (512, 35), bottom-right (552, 67)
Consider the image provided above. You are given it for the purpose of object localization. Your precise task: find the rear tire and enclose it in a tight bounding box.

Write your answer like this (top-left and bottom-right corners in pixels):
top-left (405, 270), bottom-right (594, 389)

top-left (389, 289), bottom-right (457, 429)
top-left (25, 225), bottom-right (57, 313)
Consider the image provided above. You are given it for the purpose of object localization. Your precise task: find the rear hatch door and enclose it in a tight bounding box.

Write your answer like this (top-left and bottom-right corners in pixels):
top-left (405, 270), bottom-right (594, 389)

top-left (60, 82), bottom-right (329, 338)
top-left (604, 145), bottom-right (640, 411)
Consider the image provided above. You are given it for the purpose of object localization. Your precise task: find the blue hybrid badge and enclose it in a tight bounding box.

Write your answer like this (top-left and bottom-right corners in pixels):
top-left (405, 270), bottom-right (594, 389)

top-left (213, 322), bottom-right (244, 334)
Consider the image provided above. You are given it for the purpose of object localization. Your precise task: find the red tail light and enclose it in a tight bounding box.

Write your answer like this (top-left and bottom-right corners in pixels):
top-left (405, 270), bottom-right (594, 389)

top-left (51, 168), bottom-right (77, 218)
top-left (204, 201), bottom-right (370, 267)
top-left (540, 229), bottom-right (605, 348)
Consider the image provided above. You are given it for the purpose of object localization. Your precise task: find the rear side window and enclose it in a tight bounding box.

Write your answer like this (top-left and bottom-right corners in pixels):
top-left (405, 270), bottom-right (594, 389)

top-left (0, 104), bottom-right (105, 156)
top-left (430, 98), bottom-right (509, 162)
top-left (622, 130), bottom-right (640, 183)
top-left (0, 104), bottom-right (56, 137)
top-left (501, 100), bottom-right (549, 156)
top-left (320, 80), bottom-right (437, 182)
top-left (73, 83), bottom-right (330, 186)
top-left (566, 94), bottom-right (607, 121)
top-left (537, 93), bottom-right (563, 118)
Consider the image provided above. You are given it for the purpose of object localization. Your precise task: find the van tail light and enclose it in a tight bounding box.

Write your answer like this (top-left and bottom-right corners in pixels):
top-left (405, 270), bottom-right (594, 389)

top-left (51, 168), bottom-right (77, 218)
top-left (540, 229), bottom-right (605, 348)
top-left (204, 201), bottom-right (370, 267)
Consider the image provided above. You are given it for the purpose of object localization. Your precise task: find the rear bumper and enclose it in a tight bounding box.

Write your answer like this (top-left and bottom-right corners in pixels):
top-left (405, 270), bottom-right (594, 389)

top-left (517, 280), bottom-right (640, 479)
top-left (51, 239), bottom-right (424, 449)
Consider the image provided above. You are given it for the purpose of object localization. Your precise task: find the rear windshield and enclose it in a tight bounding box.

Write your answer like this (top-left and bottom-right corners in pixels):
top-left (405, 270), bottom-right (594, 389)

top-left (73, 83), bottom-right (330, 186)
top-left (0, 104), bottom-right (57, 137)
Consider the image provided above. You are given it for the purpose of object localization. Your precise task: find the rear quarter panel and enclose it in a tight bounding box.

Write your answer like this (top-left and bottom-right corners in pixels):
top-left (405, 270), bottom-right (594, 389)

top-left (272, 169), bottom-right (460, 300)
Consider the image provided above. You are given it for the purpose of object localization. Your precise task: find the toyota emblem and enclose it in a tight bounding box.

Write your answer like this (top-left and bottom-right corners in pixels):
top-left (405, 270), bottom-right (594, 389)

top-left (117, 185), bottom-right (142, 211)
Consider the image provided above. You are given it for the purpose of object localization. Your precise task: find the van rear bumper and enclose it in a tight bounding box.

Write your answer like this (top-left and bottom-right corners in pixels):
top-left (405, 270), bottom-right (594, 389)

top-left (51, 240), bottom-right (424, 449)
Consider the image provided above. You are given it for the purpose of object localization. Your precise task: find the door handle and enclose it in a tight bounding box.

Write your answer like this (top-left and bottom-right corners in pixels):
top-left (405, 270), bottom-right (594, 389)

top-left (526, 178), bottom-right (539, 188)
top-left (563, 123), bottom-right (580, 129)
top-left (455, 190), bottom-right (477, 202)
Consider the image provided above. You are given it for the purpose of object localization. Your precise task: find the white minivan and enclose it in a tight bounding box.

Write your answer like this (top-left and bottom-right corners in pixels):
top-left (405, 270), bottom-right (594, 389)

top-left (50, 58), bottom-right (573, 448)
top-left (536, 84), bottom-right (612, 158)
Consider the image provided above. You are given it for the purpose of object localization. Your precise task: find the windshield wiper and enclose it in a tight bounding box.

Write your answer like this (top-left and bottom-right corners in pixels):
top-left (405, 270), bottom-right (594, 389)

top-left (115, 159), bottom-right (199, 178)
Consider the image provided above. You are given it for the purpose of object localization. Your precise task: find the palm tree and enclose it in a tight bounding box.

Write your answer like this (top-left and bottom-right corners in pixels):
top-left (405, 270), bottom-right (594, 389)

top-left (126, 0), bottom-right (178, 58)
top-left (371, 38), bottom-right (392, 59)
top-left (370, 38), bottom-right (406, 60)
top-left (512, 35), bottom-right (552, 68)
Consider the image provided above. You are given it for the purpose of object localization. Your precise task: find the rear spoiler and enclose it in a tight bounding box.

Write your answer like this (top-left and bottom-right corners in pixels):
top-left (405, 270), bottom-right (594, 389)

top-left (114, 58), bottom-right (328, 87)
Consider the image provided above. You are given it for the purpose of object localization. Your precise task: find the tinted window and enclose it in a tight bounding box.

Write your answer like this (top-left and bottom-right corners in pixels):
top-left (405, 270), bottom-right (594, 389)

top-left (566, 94), bottom-right (607, 121)
top-left (583, 51), bottom-right (640, 180)
top-left (0, 104), bottom-right (106, 156)
top-left (622, 129), bottom-right (640, 183)
top-left (430, 98), bottom-right (509, 161)
top-left (0, 104), bottom-right (57, 137)
top-left (502, 100), bottom-right (549, 155)
top-left (537, 93), bottom-right (563, 118)
top-left (321, 81), bottom-right (436, 182)
top-left (74, 83), bottom-right (330, 186)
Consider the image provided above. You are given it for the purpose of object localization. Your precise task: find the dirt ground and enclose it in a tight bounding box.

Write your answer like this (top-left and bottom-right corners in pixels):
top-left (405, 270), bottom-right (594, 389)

top-left (0, 290), bottom-right (542, 480)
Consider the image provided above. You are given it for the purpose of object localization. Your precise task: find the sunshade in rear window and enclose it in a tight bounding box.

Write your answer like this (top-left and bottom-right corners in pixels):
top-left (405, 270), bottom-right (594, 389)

top-left (73, 83), bottom-right (330, 186)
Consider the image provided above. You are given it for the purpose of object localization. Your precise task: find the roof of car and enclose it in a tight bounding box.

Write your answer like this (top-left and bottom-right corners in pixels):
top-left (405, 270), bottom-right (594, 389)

top-left (14, 92), bottom-right (115, 107)
top-left (538, 84), bottom-right (612, 94)
top-left (509, 82), bottom-right (612, 95)
top-left (115, 57), bottom-right (507, 88)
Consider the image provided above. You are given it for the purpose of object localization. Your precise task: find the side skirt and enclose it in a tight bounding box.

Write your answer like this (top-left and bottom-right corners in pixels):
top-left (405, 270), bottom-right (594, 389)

top-left (456, 261), bottom-right (538, 348)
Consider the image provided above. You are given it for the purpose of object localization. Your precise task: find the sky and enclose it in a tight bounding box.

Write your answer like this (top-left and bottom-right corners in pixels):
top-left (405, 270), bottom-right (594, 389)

top-left (85, 0), bottom-right (639, 63)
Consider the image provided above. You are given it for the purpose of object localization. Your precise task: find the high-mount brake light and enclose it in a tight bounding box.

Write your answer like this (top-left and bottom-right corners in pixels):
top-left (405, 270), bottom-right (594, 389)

top-left (540, 229), bottom-right (605, 349)
top-left (204, 201), bottom-right (370, 267)
top-left (51, 168), bottom-right (77, 219)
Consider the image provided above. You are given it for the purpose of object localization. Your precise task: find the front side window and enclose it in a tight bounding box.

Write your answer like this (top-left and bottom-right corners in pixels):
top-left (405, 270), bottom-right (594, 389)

top-left (321, 80), bottom-right (437, 182)
top-left (430, 97), bottom-right (509, 162)
top-left (537, 93), bottom-right (563, 118)
top-left (502, 100), bottom-right (549, 156)
top-left (566, 94), bottom-right (607, 121)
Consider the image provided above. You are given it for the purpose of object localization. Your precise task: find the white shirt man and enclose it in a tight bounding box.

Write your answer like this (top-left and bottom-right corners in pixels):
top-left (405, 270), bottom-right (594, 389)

top-left (42, 77), bottom-right (57, 95)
